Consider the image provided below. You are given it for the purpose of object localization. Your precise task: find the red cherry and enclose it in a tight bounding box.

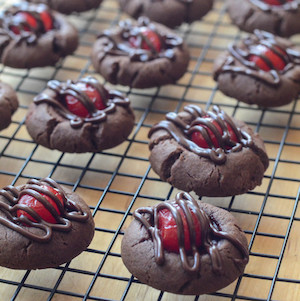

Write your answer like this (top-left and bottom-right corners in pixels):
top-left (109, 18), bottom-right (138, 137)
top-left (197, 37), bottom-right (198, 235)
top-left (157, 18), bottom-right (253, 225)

top-left (191, 117), bottom-right (238, 149)
top-left (11, 10), bottom-right (53, 35)
top-left (129, 27), bottom-right (161, 52)
top-left (11, 12), bottom-right (38, 34)
top-left (17, 185), bottom-right (64, 224)
top-left (65, 82), bottom-right (105, 118)
top-left (65, 95), bottom-right (89, 118)
top-left (40, 11), bottom-right (53, 31)
top-left (17, 12), bottom-right (38, 29)
top-left (263, 0), bottom-right (293, 5)
top-left (158, 204), bottom-right (201, 253)
top-left (249, 44), bottom-right (286, 71)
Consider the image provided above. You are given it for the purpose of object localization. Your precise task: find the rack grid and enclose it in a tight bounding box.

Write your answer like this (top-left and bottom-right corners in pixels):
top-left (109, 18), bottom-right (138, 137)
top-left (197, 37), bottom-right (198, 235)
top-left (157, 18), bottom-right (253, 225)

top-left (0, 0), bottom-right (300, 300)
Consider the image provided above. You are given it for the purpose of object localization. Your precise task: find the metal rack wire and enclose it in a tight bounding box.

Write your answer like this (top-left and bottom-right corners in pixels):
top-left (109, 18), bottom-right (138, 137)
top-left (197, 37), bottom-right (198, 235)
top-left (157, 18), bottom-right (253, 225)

top-left (0, 0), bottom-right (300, 300)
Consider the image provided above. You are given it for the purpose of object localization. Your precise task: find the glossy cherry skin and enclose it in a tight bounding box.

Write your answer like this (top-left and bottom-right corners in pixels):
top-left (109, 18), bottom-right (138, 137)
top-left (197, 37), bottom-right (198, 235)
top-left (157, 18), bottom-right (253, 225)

top-left (248, 44), bottom-right (286, 71)
top-left (262, 0), bottom-right (293, 5)
top-left (11, 12), bottom-right (37, 34)
top-left (40, 10), bottom-right (54, 31)
top-left (17, 185), bottom-right (64, 224)
top-left (129, 27), bottom-right (161, 52)
top-left (11, 11), bottom-right (53, 34)
top-left (191, 116), bottom-right (238, 149)
top-left (65, 82), bottom-right (105, 118)
top-left (158, 204), bottom-right (202, 253)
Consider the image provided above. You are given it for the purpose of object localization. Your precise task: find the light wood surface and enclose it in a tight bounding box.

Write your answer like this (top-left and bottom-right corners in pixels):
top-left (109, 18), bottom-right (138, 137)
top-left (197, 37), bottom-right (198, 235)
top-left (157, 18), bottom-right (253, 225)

top-left (0, 0), bottom-right (299, 300)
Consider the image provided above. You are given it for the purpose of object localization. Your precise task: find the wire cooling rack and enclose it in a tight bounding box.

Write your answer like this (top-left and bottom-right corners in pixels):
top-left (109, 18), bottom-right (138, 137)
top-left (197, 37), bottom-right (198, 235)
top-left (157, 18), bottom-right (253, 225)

top-left (0, 0), bottom-right (300, 300)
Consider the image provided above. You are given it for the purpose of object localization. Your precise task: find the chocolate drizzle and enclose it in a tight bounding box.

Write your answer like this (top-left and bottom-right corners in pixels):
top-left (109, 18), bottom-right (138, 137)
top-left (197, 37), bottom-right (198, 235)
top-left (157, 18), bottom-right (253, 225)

top-left (34, 76), bottom-right (130, 129)
top-left (149, 105), bottom-right (253, 164)
top-left (133, 192), bottom-right (249, 274)
top-left (250, 0), bottom-right (298, 11)
top-left (0, 3), bottom-right (55, 45)
top-left (98, 17), bottom-right (183, 62)
top-left (0, 178), bottom-right (89, 243)
top-left (214, 30), bottom-right (300, 86)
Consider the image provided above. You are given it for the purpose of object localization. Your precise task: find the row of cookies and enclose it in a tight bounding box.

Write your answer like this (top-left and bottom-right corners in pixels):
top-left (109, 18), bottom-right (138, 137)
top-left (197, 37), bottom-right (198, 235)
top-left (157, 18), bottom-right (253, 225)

top-left (0, 8), bottom-right (263, 294)
top-left (80, 1), bottom-right (267, 297)
top-left (0, 2), bottom-right (98, 273)
top-left (118, 0), bottom-right (300, 297)
top-left (0, 0), bottom-right (296, 298)
top-left (3, 2), bottom-right (300, 101)
top-left (14, 0), bottom-right (300, 35)
top-left (119, 0), bottom-right (300, 38)
top-left (0, 0), bottom-right (117, 274)
top-left (25, 0), bottom-right (215, 28)
top-left (0, 0), bottom-right (261, 291)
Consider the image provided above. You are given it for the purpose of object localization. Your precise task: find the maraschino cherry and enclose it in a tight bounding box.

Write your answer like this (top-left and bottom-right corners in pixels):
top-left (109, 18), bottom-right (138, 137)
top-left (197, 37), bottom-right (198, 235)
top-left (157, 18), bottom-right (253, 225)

top-left (65, 82), bottom-right (106, 118)
top-left (10, 9), bottom-right (53, 35)
top-left (39, 10), bottom-right (53, 31)
top-left (17, 185), bottom-right (64, 224)
top-left (158, 204), bottom-right (202, 253)
top-left (129, 27), bottom-right (161, 52)
top-left (248, 44), bottom-right (287, 71)
top-left (191, 116), bottom-right (238, 149)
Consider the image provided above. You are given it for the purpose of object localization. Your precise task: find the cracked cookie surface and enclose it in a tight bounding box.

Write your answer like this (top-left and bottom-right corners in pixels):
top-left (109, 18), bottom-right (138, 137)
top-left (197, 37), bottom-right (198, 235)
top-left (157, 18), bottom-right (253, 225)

top-left (91, 17), bottom-right (190, 89)
top-left (148, 105), bottom-right (269, 197)
top-left (25, 0), bottom-right (102, 14)
top-left (0, 178), bottom-right (94, 270)
top-left (227, 0), bottom-right (300, 37)
top-left (25, 76), bottom-right (135, 153)
top-left (0, 81), bottom-right (18, 131)
top-left (119, 0), bottom-right (213, 28)
top-left (0, 3), bottom-right (78, 69)
top-left (121, 192), bottom-right (249, 295)
top-left (213, 30), bottom-right (300, 107)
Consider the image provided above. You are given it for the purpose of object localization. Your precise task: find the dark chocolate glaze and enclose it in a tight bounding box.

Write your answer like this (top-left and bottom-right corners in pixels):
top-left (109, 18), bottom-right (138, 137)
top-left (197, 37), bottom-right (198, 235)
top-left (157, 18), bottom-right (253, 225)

top-left (214, 30), bottom-right (300, 86)
top-left (149, 105), bottom-right (253, 164)
top-left (34, 76), bottom-right (130, 129)
top-left (250, 0), bottom-right (298, 11)
top-left (133, 192), bottom-right (249, 273)
top-left (0, 178), bottom-right (89, 243)
top-left (98, 17), bottom-right (183, 63)
top-left (0, 3), bottom-right (55, 45)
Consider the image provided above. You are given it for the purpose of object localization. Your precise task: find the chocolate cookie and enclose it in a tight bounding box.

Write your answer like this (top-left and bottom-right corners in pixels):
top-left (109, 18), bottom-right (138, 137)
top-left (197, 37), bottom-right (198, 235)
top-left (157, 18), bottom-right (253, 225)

top-left (0, 3), bottom-right (78, 69)
top-left (213, 30), bottom-right (300, 107)
top-left (119, 0), bottom-right (213, 28)
top-left (148, 105), bottom-right (269, 197)
top-left (91, 17), bottom-right (190, 89)
top-left (0, 81), bottom-right (19, 131)
top-left (25, 0), bottom-right (102, 15)
top-left (26, 76), bottom-right (135, 153)
top-left (122, 191), bottom-right (249, 295)
top-left (227, 0), bottom-right (300, 37)
top-left (0, 177), bottom-right (94, 270)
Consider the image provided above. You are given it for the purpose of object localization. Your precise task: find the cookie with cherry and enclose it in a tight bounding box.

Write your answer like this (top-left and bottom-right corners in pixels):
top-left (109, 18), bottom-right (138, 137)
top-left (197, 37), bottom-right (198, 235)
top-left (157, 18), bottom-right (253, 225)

top-left (0, 2), bottom-right (78, 68)
top-left (0, 178), bottom-right (94, 270)
top-left (92, 17), bottom-right (190, 89)
top-left (214, 30), bottom-right (300, 107)
top-left (148, 104), bottom-right (269, 197)
top-left (121, 192), bottom-right (249, 295)
top-left (26, 76), bottom-right (135, 153)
